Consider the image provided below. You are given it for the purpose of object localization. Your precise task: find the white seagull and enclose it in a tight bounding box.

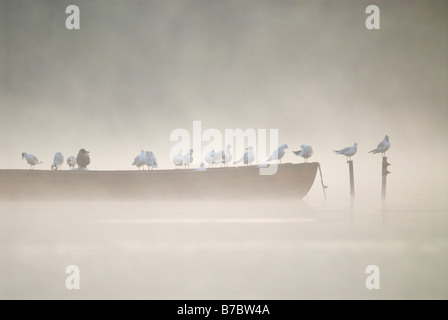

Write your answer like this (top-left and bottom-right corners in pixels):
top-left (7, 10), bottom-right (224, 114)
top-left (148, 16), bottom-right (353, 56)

top-left (51, 152), bottom-right (65, 170)
top-left (182, 149), bottom-right (194, 169)
top-left (204, 150), bottom-right (216, 167)
top-left (66, 156), bottom-right (76, 169)
top-left (145, 151), bottom-right (158, 170)
top-left (369, 135), bottom-right (390, 157)
top-left (234, 146), bottom-right (255, 166)
top-left (293, 144), bottom-right (313, 163)
top-left (267, 143), bottom-right (288, 164)
top-left (195, 162), bottom-right (206, 172)
top-left (214, 144), bottom-right (232, 167)
top-left (21, 152), bottom-right (43, 170)
top-left (172, 151), bottom-right (183, 169)
top-left (334, 143), bottom-right (358, 161)
top-left (132, 150), bottom-right (146, 170)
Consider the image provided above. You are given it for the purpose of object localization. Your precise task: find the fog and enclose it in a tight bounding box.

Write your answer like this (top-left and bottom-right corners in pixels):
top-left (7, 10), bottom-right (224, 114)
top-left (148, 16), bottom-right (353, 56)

top-left (0, 0), bottom-right (447, 194)
top-left (0, 0), bottom-right (447, 299)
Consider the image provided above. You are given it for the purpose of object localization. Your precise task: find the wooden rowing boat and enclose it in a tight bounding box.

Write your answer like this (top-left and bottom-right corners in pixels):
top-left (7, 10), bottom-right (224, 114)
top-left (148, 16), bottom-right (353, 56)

top-left (0, 163), bottom-right (318, 200)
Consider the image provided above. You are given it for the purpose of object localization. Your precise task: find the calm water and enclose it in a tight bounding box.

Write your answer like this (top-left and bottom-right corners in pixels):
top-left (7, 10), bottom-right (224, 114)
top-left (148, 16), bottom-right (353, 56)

top-left (1, 188), bottom-right (447, 299)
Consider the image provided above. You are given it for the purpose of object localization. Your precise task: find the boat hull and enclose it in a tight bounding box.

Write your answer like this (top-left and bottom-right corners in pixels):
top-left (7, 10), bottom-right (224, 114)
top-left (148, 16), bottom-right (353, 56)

top-left (0, 163), bottom-right (318, 201)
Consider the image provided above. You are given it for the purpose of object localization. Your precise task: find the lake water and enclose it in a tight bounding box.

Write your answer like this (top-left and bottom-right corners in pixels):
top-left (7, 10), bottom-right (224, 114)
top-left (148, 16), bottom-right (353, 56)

top-left (0, 184), bottom-right (447, 300)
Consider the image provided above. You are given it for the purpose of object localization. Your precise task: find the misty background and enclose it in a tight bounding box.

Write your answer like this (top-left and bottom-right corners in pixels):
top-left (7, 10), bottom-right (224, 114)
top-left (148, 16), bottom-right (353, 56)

top-left (0, 0), bottom-right (447, 199)
top-left (1, 0), bottom-right (448, 300)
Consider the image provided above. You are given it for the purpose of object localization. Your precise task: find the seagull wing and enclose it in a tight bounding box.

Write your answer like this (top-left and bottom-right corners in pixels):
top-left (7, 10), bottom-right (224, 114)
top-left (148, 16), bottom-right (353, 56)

top-left (32, 154), bottom-right (41, 163)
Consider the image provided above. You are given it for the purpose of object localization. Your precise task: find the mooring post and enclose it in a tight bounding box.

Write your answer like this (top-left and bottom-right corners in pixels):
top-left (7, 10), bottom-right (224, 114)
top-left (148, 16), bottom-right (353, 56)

top-left (348, 160), bottom-right (355, 199)
top-left (382, 156), bottom-right (391, 199)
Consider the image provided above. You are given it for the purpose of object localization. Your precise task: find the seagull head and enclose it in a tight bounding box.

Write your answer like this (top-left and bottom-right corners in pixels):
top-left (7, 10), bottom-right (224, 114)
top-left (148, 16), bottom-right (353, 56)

top-left (385, 135), bottom-right (389, 141)
top-left (21, 152), bottom-right (25, 160)
top-left (190, 149), bottom-right (193, 154)
top-left (354, 143), bottom-right (358, 147)
top-left (79, 149), bottom-right (89, 154)
top-left (281, 144), bottom-right (288, 149)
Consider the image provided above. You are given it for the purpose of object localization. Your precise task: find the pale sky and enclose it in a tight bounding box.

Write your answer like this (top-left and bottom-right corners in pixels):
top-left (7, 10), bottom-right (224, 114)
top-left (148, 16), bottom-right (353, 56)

top-left (1, 0), bottom-right (447, 195)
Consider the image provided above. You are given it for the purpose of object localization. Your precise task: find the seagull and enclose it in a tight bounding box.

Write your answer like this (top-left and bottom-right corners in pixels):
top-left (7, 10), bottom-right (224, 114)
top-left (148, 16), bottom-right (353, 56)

top-left (204, 150), bottom-right (216, 167)
top-left (51, 152), bottom-right (64, 170)
top-left (76, 149), bottom-right (90, 169)
top-left (234, 146), bottom-right (255, 166)
top-left (195, 162), bottom-right (206, 171)
top-left (182, 149), bottom-right (194, 169)
top-left (21, 152), bottom-right (43, 170)
top-left (172, 151), bottom-right (183, 169)
top-left (145, 151), bottom-right (158, 170)
top-left (214, 144), bottom-right (232, 167)
top-left (369, 135), bottom-right (390, 157)
top-left (333, 143), bottom-right (358, 161)
top-left (132, 150), bottom-right (146, 170)
top-left (293, 144), bottom-right (313, 163)
top-left (267, 143), bottom-right (288, 164)
top-left (66, 156), bottom-right (76, 169)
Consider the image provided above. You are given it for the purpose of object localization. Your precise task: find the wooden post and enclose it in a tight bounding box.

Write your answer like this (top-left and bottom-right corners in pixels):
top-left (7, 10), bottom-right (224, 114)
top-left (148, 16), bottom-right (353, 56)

top-left (382, 157), bottom-right (390, 199)
top-left (348, 160), bottom-right (354, 199)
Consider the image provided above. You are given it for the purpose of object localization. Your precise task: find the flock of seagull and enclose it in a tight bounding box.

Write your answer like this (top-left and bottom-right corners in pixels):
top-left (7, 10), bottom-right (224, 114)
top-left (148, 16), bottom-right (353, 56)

top-left (21, 149), bottom-right (90, 171)
top-left (20, 135), bottom-right (390, 171)
top-left (132, 150), bottom-right (158, 171)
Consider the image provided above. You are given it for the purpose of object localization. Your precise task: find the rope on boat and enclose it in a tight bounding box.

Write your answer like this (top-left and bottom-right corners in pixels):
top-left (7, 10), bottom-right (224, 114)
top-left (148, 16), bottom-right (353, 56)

top-left (318, 163), bottom-right (328, 200)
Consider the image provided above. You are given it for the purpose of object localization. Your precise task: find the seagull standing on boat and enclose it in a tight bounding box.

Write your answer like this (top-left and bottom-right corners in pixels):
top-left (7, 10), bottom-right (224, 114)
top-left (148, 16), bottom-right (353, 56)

top-left (234, 146), bottom-right (255, 166)
top-left (195, 162), bottom-right (206, 171)
top-left (51, 152), bottom-right (64, 170)
top-left (132, 150), bottom-right (145, 170)
top-left (182, 149), bottom-right (194, 169)
top-left (293, 144), bottom-right (313, 163)
top-left (204, 150), bottom-right (216, 167)
top-left (67, 156), bottom-right (76, 169)
top-left (333, 143), bottom-right (358, 161)
top-left (21, 152), bottom-right (43, 170)
top-left (214, 144), bottom-right (232, 167)
top-left (267, 144), bottom-right (288, 164)
top-left (145, 151), bottom-right (158, 170)
top-left (172, 151), bottom-right (183, 169)
top-left (369, 135), bottom-right (390, 157)
top-left (76, 149), bottom-right (90, 170)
